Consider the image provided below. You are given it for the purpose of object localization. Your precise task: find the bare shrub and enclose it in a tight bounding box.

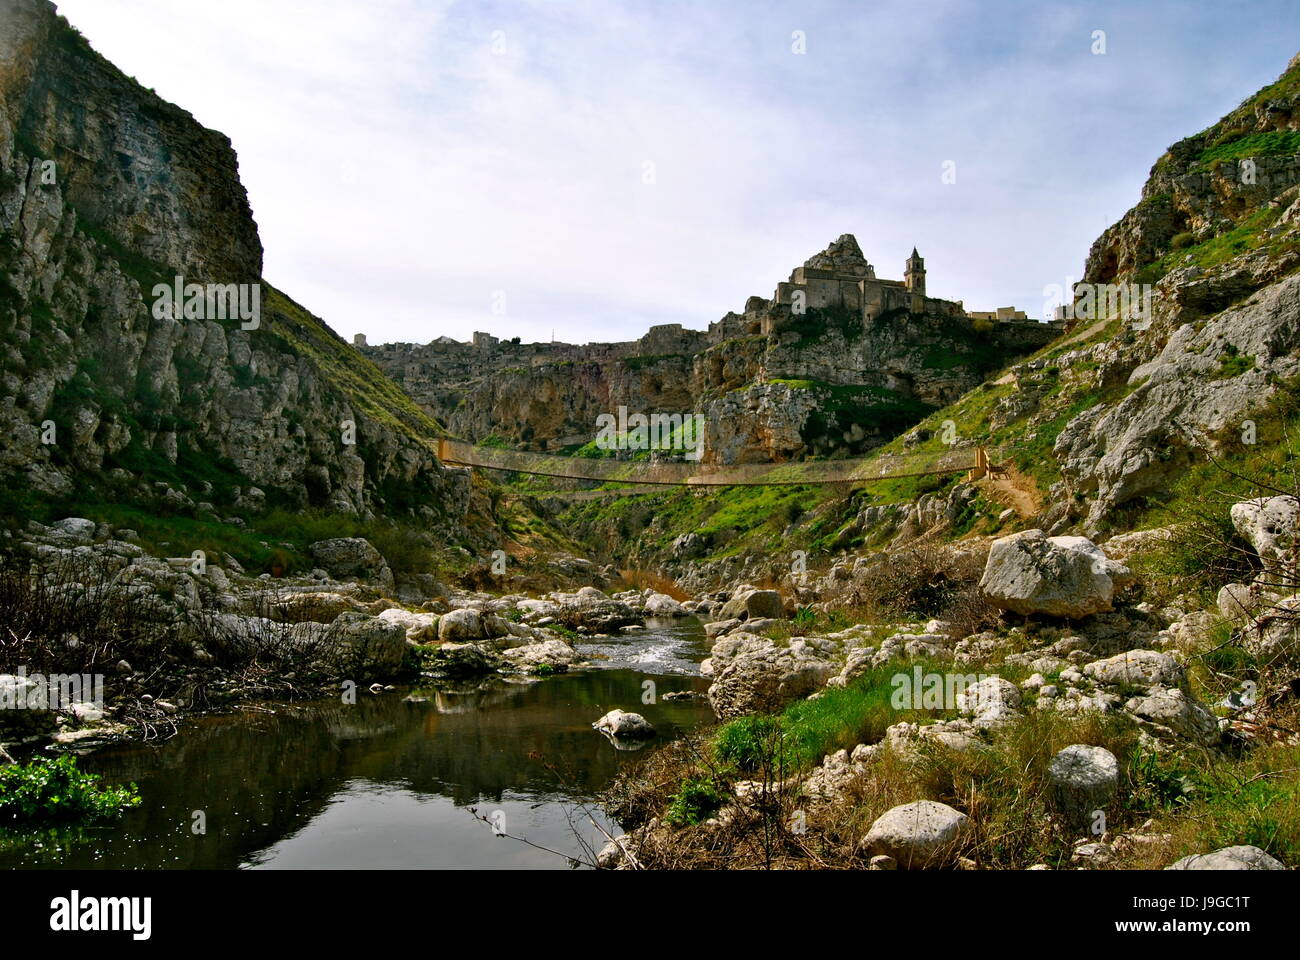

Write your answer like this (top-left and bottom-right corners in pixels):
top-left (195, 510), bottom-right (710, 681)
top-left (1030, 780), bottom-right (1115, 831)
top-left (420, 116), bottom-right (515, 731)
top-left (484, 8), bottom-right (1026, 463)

top-left (0, 547), bottom-right (179, 676)
top-left (846, 541), bottom-right (997, 634)
top-left (617, 569), bottom-right (690, 602)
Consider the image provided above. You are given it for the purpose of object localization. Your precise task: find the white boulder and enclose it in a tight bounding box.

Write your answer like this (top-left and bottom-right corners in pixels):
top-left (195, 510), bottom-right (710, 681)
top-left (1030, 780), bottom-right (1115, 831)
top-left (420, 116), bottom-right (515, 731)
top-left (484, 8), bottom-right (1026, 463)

top-left (980, 530), bottom-right (1131, 619)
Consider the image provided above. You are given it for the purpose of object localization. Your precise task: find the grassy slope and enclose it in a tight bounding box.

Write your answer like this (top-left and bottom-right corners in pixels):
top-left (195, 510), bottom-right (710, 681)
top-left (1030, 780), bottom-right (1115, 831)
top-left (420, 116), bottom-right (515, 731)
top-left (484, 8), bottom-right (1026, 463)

top-left (264, 287), bottom-right (447, 444)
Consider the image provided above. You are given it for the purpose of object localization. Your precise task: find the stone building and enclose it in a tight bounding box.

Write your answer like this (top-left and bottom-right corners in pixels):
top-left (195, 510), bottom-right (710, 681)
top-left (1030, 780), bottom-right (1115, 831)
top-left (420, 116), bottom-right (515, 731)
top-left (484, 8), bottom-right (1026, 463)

top-left (968, 307), bottom-right (1029, 322)
top-left (766, 234), bottom-right (969, 335)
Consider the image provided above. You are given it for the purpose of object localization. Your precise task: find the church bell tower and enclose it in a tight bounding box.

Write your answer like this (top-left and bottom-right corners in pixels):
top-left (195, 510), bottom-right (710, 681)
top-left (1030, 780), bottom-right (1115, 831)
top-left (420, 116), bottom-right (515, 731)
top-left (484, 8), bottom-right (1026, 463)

top-left (905, 247), bottom-right (926, 312)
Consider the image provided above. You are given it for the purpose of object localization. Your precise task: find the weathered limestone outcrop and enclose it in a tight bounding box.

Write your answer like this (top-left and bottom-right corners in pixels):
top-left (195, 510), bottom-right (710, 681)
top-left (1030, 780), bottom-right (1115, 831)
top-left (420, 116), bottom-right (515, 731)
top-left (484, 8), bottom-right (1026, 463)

top-left (703, 633), bottom-right (836, 719)
top-left (979, 530), bottom-right (1131, 618)
top-left (0, 0), bottom-right (472, 533)
top-left (1056, 273), bottom-right (1300, 532)
top-left (1083, 50), bottom-right (1300, 288)
top-left (1052, 52), bottom-right (1300, 532)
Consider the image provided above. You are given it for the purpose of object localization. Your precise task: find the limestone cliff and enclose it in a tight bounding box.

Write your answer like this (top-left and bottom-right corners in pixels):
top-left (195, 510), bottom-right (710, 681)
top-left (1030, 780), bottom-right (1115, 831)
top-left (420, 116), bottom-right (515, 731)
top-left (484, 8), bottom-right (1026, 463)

top-left (0, 0), bottom-right (472, 536)
top-left (1052, 51), bottom-right (1300, 533)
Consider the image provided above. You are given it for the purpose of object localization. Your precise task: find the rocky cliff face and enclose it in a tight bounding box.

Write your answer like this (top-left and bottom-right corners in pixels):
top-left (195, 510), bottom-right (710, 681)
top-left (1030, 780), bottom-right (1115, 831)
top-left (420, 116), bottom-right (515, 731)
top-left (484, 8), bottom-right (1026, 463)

top-left (366, 236), bottom-right (1058, 464)
top-left (1084, 52), bottom-right (1300, 285)
top-left (1052, 51), bottom-right (1300, 533)
top-left (0, 0), bottom-right (471, 534)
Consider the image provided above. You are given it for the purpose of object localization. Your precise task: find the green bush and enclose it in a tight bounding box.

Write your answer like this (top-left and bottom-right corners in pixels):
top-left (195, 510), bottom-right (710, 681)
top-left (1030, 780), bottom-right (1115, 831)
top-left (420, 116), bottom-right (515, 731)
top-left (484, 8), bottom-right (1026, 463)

top-left (0, 755), bottom-right (140, 826)
top-left (664, 777), bottom-right (725, 826)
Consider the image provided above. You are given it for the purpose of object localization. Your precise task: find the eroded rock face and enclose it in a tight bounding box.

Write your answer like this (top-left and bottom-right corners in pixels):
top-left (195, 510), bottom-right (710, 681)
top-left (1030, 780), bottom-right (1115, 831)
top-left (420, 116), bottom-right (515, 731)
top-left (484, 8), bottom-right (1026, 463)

top-left (0, 0), bottom-right (473, 532)
top-left (1042, 51), bottom-right (1300, 533)
top-left (980, 530), bottom-right (1130, 619)
top-left (704, 633), bottom-right (835, 719)
top-left (858, 800), bottom-right (971, 869)
top-left (1058, 274), bottom-right (1300, 534)
top-left (1231, 496), bottom-right (1299, 578)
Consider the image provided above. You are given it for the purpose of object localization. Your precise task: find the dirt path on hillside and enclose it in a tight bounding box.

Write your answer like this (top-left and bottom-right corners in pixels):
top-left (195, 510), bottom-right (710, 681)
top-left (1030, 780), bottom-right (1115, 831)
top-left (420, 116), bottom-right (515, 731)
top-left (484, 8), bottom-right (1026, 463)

top-left (979, 463), bottom-right (1042, 518)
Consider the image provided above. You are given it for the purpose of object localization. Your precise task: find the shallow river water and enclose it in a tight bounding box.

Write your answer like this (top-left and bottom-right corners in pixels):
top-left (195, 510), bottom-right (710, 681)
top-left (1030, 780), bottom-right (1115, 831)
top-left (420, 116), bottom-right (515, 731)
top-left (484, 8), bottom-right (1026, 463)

top-left (1, 618), bottom-right (714, 870)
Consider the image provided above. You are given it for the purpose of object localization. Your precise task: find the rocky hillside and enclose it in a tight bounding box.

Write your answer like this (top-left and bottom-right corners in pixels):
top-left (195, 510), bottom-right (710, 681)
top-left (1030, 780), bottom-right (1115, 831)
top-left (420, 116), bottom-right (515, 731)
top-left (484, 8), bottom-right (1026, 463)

top-left (556, 50), bottom-right (1300, 587)
top-left (1055, 51), bottom-right (1300, 534)
top-left (365, 234), bottom-right (1058, 464)
top-left (0, 0), bottom-right (475, 543)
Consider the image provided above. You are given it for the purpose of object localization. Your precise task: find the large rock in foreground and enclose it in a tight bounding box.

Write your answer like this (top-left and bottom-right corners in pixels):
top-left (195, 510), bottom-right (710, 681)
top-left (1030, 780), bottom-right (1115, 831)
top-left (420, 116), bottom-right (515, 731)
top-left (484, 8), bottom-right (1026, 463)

top-left (858, 800), bottom-right (971, 869)
top-left (1166, 845), bottom-right (1285, 870)
top-left (704, 634), bottom-right (834, 719)
top-left (309, 539), bottom-right (395, 592)
top-left (1048, 745), bottom-right (1119, 831)
top-left (980, 530), bottom-right (1130, 619)
top-left (323, 612), bottom-right (408, 673)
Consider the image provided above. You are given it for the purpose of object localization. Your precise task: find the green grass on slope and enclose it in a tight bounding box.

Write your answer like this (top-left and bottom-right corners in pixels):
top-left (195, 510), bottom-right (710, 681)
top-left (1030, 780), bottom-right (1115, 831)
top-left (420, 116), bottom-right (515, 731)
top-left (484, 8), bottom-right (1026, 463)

top-left (712, 660), bottom-right (956, 774)
top-left (263, 287), bottom-right (446, 443)
top-left (1155, 55), bottom-right (1300, 175)
top-left (1198, 130), bottom-right (1300, 165)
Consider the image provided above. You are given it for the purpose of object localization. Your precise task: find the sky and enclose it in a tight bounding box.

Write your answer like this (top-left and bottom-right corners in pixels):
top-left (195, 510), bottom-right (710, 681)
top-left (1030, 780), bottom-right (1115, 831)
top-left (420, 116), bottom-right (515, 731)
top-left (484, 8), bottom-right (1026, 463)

top-left (56, 0), bottom-right (1300, 346)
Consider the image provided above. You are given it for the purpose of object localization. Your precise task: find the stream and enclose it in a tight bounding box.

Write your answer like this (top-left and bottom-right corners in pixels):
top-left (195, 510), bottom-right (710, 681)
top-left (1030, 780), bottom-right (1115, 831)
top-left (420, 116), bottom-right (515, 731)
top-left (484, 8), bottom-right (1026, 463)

top-left (0, 618), bottom-right (714, 870)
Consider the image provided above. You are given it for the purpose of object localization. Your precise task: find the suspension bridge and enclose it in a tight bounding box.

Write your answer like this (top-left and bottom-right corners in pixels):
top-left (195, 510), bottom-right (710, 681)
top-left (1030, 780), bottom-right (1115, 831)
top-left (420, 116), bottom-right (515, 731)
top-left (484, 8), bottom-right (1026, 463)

top-left (436, 438), bottom-right (999, 493)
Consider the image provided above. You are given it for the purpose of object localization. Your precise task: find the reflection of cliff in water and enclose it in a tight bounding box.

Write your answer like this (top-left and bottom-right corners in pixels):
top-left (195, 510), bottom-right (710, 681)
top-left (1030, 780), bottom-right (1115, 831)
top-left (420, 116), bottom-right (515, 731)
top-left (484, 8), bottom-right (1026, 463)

top-left (0, 668), bottom-right (711, 870)
top-left (388, 670), bottom-right (710, 804)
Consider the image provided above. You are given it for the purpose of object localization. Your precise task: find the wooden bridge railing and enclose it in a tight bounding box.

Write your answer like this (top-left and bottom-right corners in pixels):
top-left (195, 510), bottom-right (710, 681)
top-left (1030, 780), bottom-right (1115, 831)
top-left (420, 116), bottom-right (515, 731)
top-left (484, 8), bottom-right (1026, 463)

top-left (437, 438), bottom-right (999, 488)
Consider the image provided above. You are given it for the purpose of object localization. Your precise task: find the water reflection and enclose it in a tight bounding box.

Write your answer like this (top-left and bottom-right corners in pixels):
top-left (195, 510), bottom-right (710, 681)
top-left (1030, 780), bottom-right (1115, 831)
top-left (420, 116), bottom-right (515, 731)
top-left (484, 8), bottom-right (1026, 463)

top-left (1, 620), bottom-right (714, 870)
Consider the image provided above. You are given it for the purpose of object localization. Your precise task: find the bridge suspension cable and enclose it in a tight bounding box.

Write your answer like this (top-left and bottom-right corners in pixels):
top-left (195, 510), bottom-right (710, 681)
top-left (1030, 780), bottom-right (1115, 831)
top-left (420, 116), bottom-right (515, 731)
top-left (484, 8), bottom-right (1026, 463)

top-left (436, 438), bottom-right (998, 487)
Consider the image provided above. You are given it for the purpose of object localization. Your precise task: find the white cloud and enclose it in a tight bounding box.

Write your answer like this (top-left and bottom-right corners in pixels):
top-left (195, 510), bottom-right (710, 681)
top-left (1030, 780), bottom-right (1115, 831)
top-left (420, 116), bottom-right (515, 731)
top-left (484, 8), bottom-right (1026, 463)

top-left (54, 0), bottom-right (1300, 341)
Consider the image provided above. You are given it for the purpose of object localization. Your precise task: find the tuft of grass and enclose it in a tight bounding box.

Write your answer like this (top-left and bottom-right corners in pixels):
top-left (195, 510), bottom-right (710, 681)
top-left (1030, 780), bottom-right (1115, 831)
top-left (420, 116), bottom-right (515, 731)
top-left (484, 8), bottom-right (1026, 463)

top-left (664, 777), bottom-right (726, 826)
top-left (713, 660), bottom-right (954, 775)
